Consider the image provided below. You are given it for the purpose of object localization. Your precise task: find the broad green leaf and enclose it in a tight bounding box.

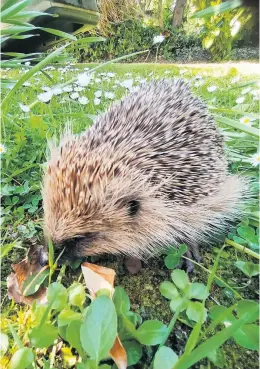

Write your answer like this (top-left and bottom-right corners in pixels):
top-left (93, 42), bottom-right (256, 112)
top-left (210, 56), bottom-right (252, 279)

top-left (186, 302), bottom-right (207, 323)
top-left (58, 308), bottom-right (82, 327)
top-left (236, 300), bottom-right (259, 323)
top-left (154, 346), bottom-right (178, 369)
top-left (47, 283), bottom-right (68, 310)
top-left (0, 240), bottom-right (22, 257)
top-left (66, 320), bottom-right (84, 357)
top-left (171, 269), bottom-right (189, 290)
top-left (170, 296), bottom-right (188, 312)
top-left (189, 283), bottom-right (209, 300)
top-left (164, 254), bottom-right (180, 269)
top-left (68, 282), bottom-right (86, 307)
top-left (80, 296), bottom-right (117, 363)
top-left (135, 320), bottom-right (167, 345)
top-left (113, 287), bottom-right (130, 314)
top-left (234, 261), bottom-right (259, 277)
top-left (0, 332), bottom-right (9, 356)
top-left (29, 324), bottom-right (58, 348)
top-left (191, 0), bottom-right (242, 18)
top-left (160, 281), bottom-right (179, 300)
top-left (233, 324), bottom-right (259, 350)
top-left (22, 267), bottom-right (49, 296)
top-left (237, 226), bottom-right (255, 241)
top-left (9, 348), bottom-right (34, 369)
top-left (207, 348), bottom-right (226, 368)
top-left (123, 340), bottom-right (142, 365)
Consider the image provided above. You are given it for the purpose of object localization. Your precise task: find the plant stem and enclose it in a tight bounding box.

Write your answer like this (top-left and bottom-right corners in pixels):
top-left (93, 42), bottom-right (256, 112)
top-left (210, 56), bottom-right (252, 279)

top-left (225, 238), bottom-right (260, 260)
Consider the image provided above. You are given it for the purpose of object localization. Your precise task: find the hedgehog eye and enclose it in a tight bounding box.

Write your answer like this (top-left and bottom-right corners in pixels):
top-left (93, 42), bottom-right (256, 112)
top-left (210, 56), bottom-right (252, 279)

top-left (127, 200), bottom-right (140, 216)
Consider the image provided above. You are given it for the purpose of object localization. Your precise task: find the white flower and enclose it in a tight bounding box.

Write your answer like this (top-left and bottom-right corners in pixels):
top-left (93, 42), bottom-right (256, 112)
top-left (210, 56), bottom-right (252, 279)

top-left (52, 86), bottom-right (63, 95)
top-left (239, 116), bottom-right (254, 126)
top-left (41, 85), bottom-right (51, 91)
top-left (125, 73), bottom-right (132, 77)
top-left (70, 92), bottom-right (79, 100)
top-left (249, 153), bottom-right (260, 166)
top-left (104, 92), bottom-right (115, 99)
top-left (94, 97), bottom-right (101, 106)
top-left (0, 143), bottom-right (6, 154)
top-left (19, 103), bottom-right (30, 113)
top-left (84, 67), bottom-right (89, 71)
top-left (24, 61), bottom-right (31, 66)
top-left (153, 35), bottom-right (165, 44)
top-left (37, 91), bottom-right (53, 103)
top-left (164, 70), bottom-right (171, 75)
top-left (23, 81), bottom-right (31, 87)
top-left (63, 85), bottom-right (73, 93)
top-left (95, 78), bottom-right (101, 83)
top-left (94, 90), bottom-right (102, 98)
top-left (78, 96), bottom-right (89, 105)
top-left (207, 85), bottom-right (217, 93)
top-left (251, 89), bottom-right (260, 100)
top-left (148, 72), bottom-right (154, 76)
top-left (241, 87), bottom-right (251, 95)
top-left (236, 96), bottom-right (245, 104)
top-left (106, 72), bottom-right (115, 78)
top-left (120, 79), bottom-right (133, 89)
top-left (77, 73), bottom-right (91, 87)
top-left (231, 76), bottom-right (240, 84)
top-left (194, 80), bottom-right (204, 87)
top-left (179, 69), bottom-right (186, 75)
top-left (74, 86), bottom-right (84, 92)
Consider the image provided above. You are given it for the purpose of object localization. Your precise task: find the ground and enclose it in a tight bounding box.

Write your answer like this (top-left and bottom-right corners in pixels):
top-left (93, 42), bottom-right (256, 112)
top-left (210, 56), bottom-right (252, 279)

top-left (1, 62), bottom-right (259, 368)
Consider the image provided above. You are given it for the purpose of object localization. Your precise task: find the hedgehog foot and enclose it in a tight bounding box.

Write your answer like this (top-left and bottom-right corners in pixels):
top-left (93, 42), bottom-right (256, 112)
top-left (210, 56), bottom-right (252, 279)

top-left (124, 256), bottom-right (142, 274)
top-left (184, 244), bottom-right (201, 273)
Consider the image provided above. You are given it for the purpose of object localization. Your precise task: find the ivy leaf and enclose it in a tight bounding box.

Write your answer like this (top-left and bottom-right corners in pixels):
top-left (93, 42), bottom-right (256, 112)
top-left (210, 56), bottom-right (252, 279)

top-left (233, 324), bottom-right (259, 350)
top-left (207, 348), bottom-right (226, 368)
top-left (68, 283), bottom-right (86, 307)
top-left (135, 320), bottom-right (167, 345)
top-left (29, 324), bottom-right (58, 348)
top-left (189, 283), bottom-right (209, 300)
top-left (9, 347), bottom-right (34, 369)
top-left (58, 308), bottom-right (82, 327)
top-left (80, 296), bottom-right (117, 363)
top-left (234, 261), bottom-right (259, 277)
top-left (171, 269), bottom-right (189, 290)
top-left (160, 281), bottom-right (179, 300)
top-left (153, 346), bottom-right (178, 369)
top-left (47, 282), bottom-right (68, 310)
top-left (123, 340), bottom-right (142, 365)
top-left (186, 301), bottom-right (207, 323)
top-left (236, 300), bottom-right (259, 324)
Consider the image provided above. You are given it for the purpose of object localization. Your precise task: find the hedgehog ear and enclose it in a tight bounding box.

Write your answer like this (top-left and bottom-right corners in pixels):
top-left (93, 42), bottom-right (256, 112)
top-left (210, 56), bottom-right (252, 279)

top-left (126, 199), bottom-right (140, 216)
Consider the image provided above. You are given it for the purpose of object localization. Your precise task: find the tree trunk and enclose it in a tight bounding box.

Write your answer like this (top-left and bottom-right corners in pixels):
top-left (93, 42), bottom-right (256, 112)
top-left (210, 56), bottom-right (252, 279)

top-left (158, 0), bottom-right (164, 29)
top-left (172, 0), bottom-right (187, 27)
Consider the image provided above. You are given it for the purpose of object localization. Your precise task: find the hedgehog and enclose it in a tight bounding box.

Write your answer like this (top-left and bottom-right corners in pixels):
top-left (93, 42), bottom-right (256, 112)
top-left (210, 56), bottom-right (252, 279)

top-left (42, 79), bottom-right (246, 272)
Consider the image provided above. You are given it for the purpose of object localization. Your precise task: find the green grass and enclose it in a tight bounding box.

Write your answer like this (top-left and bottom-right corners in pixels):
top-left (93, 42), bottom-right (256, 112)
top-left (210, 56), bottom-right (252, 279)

top-left (1, 62), bottom-right (259, 369)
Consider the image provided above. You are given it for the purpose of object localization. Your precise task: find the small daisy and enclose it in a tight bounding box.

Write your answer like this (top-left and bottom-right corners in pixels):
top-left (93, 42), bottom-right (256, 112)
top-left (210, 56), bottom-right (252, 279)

top-left (63, 85), bottom-right (73, 93)
top-left (249, 153), bottom-right (260, 166)
top-left (22, 81), bottom-right (31, 87)
top-left (94, 97), bottom-right (101, 106)
top-left (78, 96), bottom-right (89, 105)
top-left (95, 78), bottom-right (101, 83)
top-left (37, 91), bottom-right (53, 103)
top-left (236, 96), bottom-right (245, 104)
top-left (207, 85), bottom-right (217, 93)
top-left (94, 90), bottom-right (102, 98)
top-left (231, 76), bottom-right (240, 84)
top-left (153, 35), bottom-right (165, 44)
top-left (19, 103), bottom-right (30, 113)
top-left (84, 67), bottom-right (89, 71)
top-left (104, 92), bottom-right (115, 99)
top-left (24, 61), bottom-right (31, 66)
top-left (0, 143), bottom-right (6, 154)
top-left (52, 86), bottom-right (63, 95)
top-left (179, 69), bottom-right (186, 75)
top-left (70, 92), bottom-right (79, 100)
top-left (164, 70), bottom-right (171, 75)
top-left (120, 79), bottom-right (133, 90)
top-left (74, 86), bottom-right (84, 92)
top-left (77, 73), bottom-right (91, 87)
top-left (194, 80), bottom-right (204, 87)
top-left (239, 116), bottom-right (254, 126)
top-left (107, 72), bottom-right (115, 78)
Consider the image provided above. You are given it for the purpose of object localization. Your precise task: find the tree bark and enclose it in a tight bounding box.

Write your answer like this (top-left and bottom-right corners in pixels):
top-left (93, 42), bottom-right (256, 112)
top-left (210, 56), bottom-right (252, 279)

top-left (172, 0), bottom-right (187, 27)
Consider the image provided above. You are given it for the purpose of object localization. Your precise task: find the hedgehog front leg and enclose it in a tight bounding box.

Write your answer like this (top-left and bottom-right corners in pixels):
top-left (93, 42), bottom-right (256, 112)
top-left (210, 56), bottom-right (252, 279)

top-left (184, 242), bottom-right (201, 273)
top-left (124, 256), bottom-right (142, 274)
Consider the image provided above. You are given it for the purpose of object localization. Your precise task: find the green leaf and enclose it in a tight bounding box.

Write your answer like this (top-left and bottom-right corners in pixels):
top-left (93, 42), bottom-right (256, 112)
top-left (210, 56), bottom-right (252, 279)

top-left (9, 347), bottom-right (34, 369)
top-left (40, 27), bottom-right (77, 41)
top-left (170, 296), bottom-right (188, 312)
top-left (215, 115), bottom-right (259, 138)
top-left (68, 282), bottom-right (86, 307)
top-left (153, 346), bottom-right (178, 369)
top-left (1, 0), bottom-right (31, 23)
top-left (66, 320), bottom-right (84, 357)
top-left (48, 239), bottom-right (54, 268)
top-left (0, 240), bottom-right (22, 257)
top-left (207, 348), bottom-right (226, 368)
top-left (203, 36), bottom-right (214, 49)
top-left (113, 287), bottom-right (130, 314)
top-left (209, 305), bottom-right (235, 327)
top-left (0, 332), bottom-right (9, 356)
top-left (22, 267), bottom-right (49, 296)
top-left (234, 261), bottom-right (259, 277)
top-left (75, 36), bottom-right (106, 45)
top-left (189, 283), bottom-right (209, 300)
top-left (191, 0), bottom-right (242, 18)
top-left (160, 281), bottom-right (179, 300)
top-left (124, 340), bottom-right (142, 365)
top-left (135, 320), bottom-right (167, 345)
top-left (58, 308), bottom-right (82, 327)
top-left (47, 283), bottom-right (68, 310)
top-left (186, 302), bottom-right (207, 323)
top-left (171, 269), bottom-right (189, 290)
top-left (237, 226), bottom-right (255, 241)
top-left (29, 324), bottom-right (58, 348)
top-left (80, 296), bottom-right (117, 363)
top-left (233, 324), bottom-right (259, 350)
top-left (164, 254), bottom-right (180, 269)
top-left (236, 300), bottom-right (259, 323)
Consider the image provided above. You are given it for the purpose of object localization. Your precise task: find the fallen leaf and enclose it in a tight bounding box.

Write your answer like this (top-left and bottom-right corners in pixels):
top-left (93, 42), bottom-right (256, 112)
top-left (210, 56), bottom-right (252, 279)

top-left (7, 244), bottom-right (48, 305)
top-left (81, 262), bottom-right (127, 369)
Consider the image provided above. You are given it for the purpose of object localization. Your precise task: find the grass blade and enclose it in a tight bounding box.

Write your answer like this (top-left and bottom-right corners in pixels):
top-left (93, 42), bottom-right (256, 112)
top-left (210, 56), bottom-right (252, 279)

top-left (215, 115), bottom-right (259, 138)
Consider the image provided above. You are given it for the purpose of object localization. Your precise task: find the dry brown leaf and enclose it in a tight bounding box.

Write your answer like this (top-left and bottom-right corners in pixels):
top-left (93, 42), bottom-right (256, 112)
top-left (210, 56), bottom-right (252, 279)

top-left (81, 262), bottom-right (127, 369)
top-left (7, 244), bottom-right (48, 305)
